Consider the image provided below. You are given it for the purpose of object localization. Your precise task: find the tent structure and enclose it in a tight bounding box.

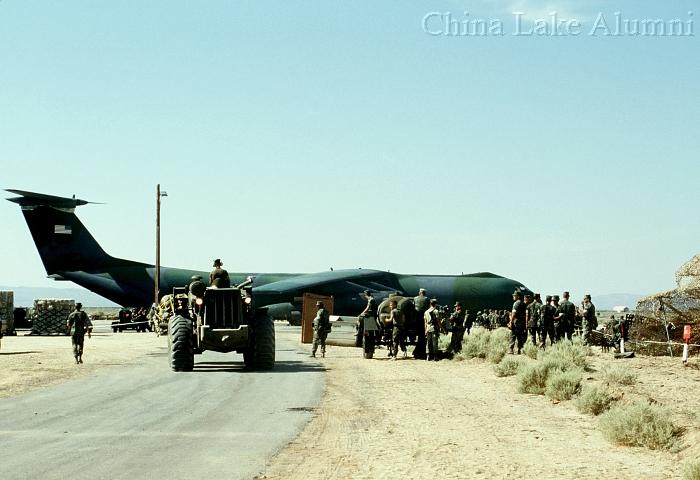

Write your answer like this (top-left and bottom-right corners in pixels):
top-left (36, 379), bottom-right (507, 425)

top-left (634, 255), bottom-right (700, 355)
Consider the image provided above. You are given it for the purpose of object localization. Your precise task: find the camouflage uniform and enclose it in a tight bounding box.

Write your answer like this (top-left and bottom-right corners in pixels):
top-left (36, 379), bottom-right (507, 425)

top-left (413, 291), bottom-right (430, 359)
top-left (389, 306), bottom-right (406, 358)
top-left (509, 295), bottom-right (527, 354)
top-left (449, 304), bottom-right (466, 353)
top-left (556, 295), bottom-right (576, 341)
top-left (67, 306), bottom-right (92, 363)
top-left (540, 297), bottom-right (557, 348)
top-left (424, 303), bottom-right (440, 361)
top-left (311, 304), bottom-right (331, 357)
top-left (580, 297), bottom-right (597, 346)
top-left (526, 298), bottom-right (542, 346)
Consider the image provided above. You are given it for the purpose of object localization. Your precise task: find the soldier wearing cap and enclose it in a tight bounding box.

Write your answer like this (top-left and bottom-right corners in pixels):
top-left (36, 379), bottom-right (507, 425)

top-left (526, 293), bottom-right (543, 346)
top-left (555, 291), bottom-right (576, 341)
top-left (424, 299), bottom-right (441, 361)
top-left (209, 259), bottom-right (231, 288)
top-left (356, 290), bottom-right (380, 355)
top-left (412, 289), bottom-right (430, 359)
top-left (540, 295), bottom-right (557, 348)
top-left (66, 302), bottom-right (93, 364)
top-left (387, 300), bottom-right (406, 359)
top-left (311, 300), bottom-right (331, 358)
top-left (509, 290), bottom-right (527, 354)
top-left (579, 294), bottom-right (597, 346)
top-left (449, 302), bottom-right (466, 354)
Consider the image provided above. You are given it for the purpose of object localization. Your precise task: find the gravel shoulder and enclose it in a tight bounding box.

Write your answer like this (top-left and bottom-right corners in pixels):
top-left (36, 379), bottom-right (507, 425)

top-left (261, 331), bottom-right (699, 480)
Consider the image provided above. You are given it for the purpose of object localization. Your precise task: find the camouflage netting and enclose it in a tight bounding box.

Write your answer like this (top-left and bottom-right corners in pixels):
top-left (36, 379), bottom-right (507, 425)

top-left (634, 255), bottom-right (700, 356)
top-left (32, 299), bottom-right (75, 335)
top-left (0, 291), bottom-right (13, 334)
top-left (151, 294), bottom-right (174, 336)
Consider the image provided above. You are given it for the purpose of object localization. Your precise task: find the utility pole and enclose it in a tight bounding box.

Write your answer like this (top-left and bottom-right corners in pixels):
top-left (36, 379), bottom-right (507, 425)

top-left (155, 185), bottom-right (167, 306)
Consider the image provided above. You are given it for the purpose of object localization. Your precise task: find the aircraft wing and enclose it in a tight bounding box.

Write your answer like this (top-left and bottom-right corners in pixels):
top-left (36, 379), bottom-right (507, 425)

top-left (253, 269), bottom-right (402, 296)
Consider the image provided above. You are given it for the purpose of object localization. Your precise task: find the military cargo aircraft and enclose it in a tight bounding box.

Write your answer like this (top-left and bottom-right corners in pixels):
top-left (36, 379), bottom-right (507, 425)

top-left (7, 189), bottom-right (531, 317)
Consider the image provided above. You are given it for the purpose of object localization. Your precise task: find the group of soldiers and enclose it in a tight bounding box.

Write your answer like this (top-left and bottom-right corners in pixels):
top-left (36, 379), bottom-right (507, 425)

top-left (310, 287), bottom-right (605, 360)
top-left (508, 290), bottom-right (598, 354)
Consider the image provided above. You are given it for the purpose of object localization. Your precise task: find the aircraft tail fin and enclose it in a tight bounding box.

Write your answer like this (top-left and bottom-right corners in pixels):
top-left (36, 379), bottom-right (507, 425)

top-left (6, 189), bottom-right (119, 275)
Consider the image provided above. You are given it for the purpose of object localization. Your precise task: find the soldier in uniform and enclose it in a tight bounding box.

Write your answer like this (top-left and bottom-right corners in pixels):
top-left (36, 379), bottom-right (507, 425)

top-left (387, 300), bottom-right (406, 359)
top-left (579, 294), bottom-right (597, 346)
top-left (356, 290), bottom-right (380, 355)
top-left (464, 309), bottom-right (474, 336)
top-left (424, 299), bottom-right (441, 361)
top-left (540, 295), bottom-right (556, 348)
top-left (555, 291), bottom-right (576, 341)
top-left (449, 302), bottom-right (466, 353)
top-left (525, 293), bottom-right (542, 346)
top-left (509, 291), bottom-right (527, 354)
top-left (209, 259), bottom-right (231, 288)
top-left (311, 301), bottom-right (331, 358)
top-left (66, 303), bottom-right (93, 364)
top-left (413, 288), bottom-right (430, 359)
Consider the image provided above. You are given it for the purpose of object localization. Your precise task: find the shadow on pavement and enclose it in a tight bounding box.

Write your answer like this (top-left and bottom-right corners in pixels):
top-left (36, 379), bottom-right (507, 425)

top-left (193, 360), bottom-right (327, 373)
top-left (0, 351), bottom-right (40, 355)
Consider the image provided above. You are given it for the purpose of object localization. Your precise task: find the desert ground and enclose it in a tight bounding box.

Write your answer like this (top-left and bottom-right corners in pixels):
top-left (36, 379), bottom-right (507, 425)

top-left (1, 325), bottom-right (698, 479)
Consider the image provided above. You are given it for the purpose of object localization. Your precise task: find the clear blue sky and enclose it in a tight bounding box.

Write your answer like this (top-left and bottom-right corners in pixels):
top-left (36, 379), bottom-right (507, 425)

top-left (1, 0), bottom-right (698, 300)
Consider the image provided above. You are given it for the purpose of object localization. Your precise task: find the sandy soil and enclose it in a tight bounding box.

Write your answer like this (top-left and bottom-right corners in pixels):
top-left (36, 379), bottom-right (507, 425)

top-left (0, 327), bottom-right (164, 399)
top-left (2, 327), bottom-right (697, 479)
top-left (260, 331), bottom-right (698, 480)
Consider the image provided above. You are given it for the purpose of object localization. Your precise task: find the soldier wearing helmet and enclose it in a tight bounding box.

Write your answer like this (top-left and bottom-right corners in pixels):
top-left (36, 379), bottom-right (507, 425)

top-left (311, 300), bottom-right (331, 358)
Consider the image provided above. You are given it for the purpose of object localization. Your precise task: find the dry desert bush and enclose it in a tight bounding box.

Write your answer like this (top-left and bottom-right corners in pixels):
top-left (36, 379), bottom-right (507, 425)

top-left (545, 369), bottom-right (583, 401)
top-left (493, 356), bottom-right (526, 377)
top-left (599, 401), bottom-right (679, 450)
top-left (522, 339), bottom-right (538, 359)
top-left (601, 365), bottom-right (637, 386)
top-left (684, 460), bottom-right (700, 480)
top-left (575, 385), bottom-right (615, 416)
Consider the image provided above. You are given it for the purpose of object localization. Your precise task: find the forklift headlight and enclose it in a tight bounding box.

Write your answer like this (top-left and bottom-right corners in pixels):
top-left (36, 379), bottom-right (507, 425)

top-left (244, 297), bottom-right (252, 305)
top-left (195, 298), bottom-right (203, 306)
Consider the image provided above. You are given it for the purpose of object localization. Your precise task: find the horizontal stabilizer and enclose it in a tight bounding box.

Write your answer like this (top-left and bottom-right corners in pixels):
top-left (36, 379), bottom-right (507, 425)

top-left (5, 189), bottom-right (100, 209)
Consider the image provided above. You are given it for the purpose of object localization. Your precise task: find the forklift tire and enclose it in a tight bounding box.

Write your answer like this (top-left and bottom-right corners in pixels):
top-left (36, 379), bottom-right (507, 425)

top-left (251, 315), bottom-right (275, 370)
top-left (362, 334), bottom-right (374, 359)
top-left (168, 315), bottom-right (194, 372)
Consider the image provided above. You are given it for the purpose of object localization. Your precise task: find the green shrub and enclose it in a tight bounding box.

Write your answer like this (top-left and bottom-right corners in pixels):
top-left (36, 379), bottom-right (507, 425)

top-left (601, 365), bottom-right (637, 386)
top-left (538, 340), bottom-right (590, 371)
top-left (599, 401), bottom-right (678, 450)
top-left (545, 369), bottom-right (582, 401)
top-left (516, 358), bottom-right (565, 395)
top-left (684, 460), bottom-right (700, 480)
top-left (494, 356), bottom-right (525, 377)
top-left (438, 333), bottom-right (452, 352)
top-left (522, 339), bottom-right (538, 359)
top-left (486, 328), bottom-right (511, 364)
top-left (458, 327), bottom-right (491, 359)
top-left (575, 385), bottom-right (615, 415)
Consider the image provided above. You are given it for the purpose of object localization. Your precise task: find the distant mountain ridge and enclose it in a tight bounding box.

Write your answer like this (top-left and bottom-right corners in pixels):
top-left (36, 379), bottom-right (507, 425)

top-left (0, 286), bottom-right (119, 307)
top-left (593, 293), bottom-right (645, 311)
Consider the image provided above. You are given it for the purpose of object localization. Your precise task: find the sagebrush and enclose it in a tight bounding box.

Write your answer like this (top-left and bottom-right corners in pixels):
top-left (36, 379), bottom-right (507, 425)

top-left (601, 365), bottom-right (637, 386)
top-left (494, 356), bottom-right (526, 377)
top-left (599, 401), bottom-right (678, 450)
top-left (545, 369), bottom-right (582, 401)
top-left (575, 385), bottom-right (614, 416)
top-left (684, 460), bottom-right (700, 480)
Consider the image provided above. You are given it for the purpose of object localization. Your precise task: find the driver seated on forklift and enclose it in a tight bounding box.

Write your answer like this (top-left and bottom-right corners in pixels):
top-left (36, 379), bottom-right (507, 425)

top-left (209, 258), bottom-right (231, 288)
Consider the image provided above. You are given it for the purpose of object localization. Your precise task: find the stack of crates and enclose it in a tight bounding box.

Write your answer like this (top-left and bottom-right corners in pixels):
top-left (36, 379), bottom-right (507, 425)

top-left (0, 291), bottom-right (13, 335)
top-left (32, 299), bottom-right (75, 335)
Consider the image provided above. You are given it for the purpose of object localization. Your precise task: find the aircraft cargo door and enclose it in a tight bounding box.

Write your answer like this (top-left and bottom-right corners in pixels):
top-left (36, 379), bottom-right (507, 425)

top-left (301, 293), bottom-right (334, 344)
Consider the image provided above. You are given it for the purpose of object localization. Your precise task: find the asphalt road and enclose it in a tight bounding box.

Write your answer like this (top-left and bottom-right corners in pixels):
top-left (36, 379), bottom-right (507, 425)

top-left (0, 329), bottom-right (325, 480)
